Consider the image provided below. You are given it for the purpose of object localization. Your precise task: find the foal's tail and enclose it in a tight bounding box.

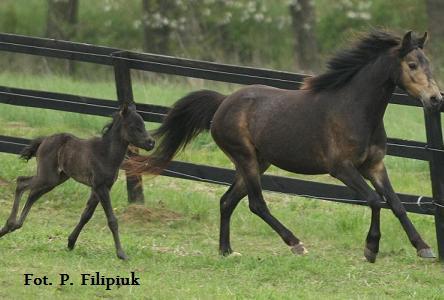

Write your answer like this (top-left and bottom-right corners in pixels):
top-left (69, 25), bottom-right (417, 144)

top-left (126, 90), bottom-right (226, 175)
top-left (20, 137), bottom-right (45, 161)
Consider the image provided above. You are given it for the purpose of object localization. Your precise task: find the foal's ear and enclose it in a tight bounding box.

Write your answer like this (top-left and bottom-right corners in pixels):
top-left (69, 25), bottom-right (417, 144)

top-left (120, 101), bottom-right (136, 116)
top-left (399, 31), bottom-right (414, 57)
top-left (120, 102), bottom-right (129, 116)
top-left (418, 32), bottom-right (428, 49)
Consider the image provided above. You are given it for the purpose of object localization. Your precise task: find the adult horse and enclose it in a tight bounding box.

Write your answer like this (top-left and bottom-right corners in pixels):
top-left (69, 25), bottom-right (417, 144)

top-left (129, 31), bottom-right (442, 262)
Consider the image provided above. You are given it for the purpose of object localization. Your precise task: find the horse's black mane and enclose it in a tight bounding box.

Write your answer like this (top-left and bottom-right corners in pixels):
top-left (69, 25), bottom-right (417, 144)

top-left (303, 30), bottom-right (401, 92)
top-left (102, 112), bottom-right (122, 136)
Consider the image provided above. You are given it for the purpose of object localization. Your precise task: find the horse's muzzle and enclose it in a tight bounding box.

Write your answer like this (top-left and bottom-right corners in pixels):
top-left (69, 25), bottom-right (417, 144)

top-left (430, 94), bottom-right (443, 111)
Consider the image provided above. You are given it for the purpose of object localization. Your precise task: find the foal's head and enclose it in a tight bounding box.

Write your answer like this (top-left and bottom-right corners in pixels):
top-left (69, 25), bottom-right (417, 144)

top-left (105, 103), bottom-right (155, 151)
top-left (396, 31), bottom-right (442, 110)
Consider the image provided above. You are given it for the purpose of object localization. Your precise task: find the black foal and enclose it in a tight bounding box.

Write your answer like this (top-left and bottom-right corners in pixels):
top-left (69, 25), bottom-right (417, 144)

top-left (0, 103), bottom-right (155, 260)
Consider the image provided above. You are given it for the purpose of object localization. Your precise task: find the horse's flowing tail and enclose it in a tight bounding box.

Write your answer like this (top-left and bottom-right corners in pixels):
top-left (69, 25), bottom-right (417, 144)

top-left (127, 90), bottom-right (226, 175)
top-left (20, 137), bottom-right (45, 161)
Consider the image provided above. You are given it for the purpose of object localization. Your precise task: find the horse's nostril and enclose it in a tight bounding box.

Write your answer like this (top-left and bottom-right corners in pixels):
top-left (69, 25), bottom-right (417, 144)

top-left (430, 96), bottom-right (439, 104)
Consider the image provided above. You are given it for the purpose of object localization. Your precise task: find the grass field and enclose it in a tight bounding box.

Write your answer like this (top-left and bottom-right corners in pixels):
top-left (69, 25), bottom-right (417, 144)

top-left (0, 72), bottom-right (444, 299)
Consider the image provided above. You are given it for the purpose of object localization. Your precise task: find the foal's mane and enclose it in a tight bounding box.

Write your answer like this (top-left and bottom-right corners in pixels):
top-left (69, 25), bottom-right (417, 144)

top-left (102, 112), bottom-right (122, 136)
top-left (302, 30), bottom-right (401, 92)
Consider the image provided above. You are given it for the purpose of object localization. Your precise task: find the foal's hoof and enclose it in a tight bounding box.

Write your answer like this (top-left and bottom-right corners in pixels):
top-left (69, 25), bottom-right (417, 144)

top-left (291, 243), bottom-right (308, 255)
top-left (364, 247), bottom-right (377, 263)
top-left (67, 242), bottom-right (75, 250)
top-left (417, 248), bottom-right (436, 259)
top-left (117, 252), bottom-right (129, 260)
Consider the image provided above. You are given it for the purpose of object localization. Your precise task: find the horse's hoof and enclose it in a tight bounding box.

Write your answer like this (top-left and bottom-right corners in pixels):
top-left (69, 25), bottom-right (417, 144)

top-left (228, 251), bottom-right (242, 257)
top-left (417, 248), bottom-right (436, 259)
top-left (219, 248), bottom-right (233, 257)
top-left (364, 247), bottom-right (377, 263)
top-left (291, 243), bottom-right (308, 255)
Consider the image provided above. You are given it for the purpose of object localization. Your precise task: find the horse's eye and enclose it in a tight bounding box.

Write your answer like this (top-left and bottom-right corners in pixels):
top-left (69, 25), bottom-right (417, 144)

top-left (408, 62), bottom-right (417, 70)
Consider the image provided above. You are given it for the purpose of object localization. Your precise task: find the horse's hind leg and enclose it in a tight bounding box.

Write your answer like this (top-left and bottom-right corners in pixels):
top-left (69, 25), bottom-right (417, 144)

top-left (219, 160), bottom-right (270, 256)
top-left (229, 149), bottom-right (304, 255)
top-left (13, 175), bottom-right (67, 231)
top-left (67, 191), bottom-right (99, 250)
top-left (0, 176), bottom-right (33, 237)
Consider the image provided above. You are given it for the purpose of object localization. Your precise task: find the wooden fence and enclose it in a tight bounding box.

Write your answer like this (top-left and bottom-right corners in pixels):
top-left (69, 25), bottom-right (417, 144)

top-left (0, 33), bottom-right (443, 260)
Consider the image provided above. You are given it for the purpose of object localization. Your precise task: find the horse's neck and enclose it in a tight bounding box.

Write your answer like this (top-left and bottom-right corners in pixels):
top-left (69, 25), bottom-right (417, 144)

top-left (101, 126), bottom-right (128, 167)
top-left (343, 59), bottom-right (396, 125)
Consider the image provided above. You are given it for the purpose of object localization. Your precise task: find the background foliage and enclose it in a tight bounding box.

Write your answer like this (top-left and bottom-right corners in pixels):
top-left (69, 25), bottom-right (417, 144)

top-left (0, 0), bottom-right (439, 75)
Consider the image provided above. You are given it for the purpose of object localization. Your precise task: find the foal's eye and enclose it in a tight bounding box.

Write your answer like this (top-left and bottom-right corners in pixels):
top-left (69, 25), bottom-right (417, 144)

top-left (408, 62), bottom-right (418, 70)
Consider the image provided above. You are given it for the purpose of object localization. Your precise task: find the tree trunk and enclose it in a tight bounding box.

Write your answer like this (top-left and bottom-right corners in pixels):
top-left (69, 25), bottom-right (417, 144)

top-left (46, 0), bottom-right (79, 74)
top-left (426, 0), bottom-right (444, 81)
top-left (289, 0), bottom-right (319, 73)
top-left (142, 0), bottom-right (175, 54)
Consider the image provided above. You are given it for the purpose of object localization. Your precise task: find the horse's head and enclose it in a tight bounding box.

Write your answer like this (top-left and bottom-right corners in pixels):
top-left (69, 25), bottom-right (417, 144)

top-left (397, 31), bottom-right (442, 111)
top-left (120, 102), bottom-right (155, 151)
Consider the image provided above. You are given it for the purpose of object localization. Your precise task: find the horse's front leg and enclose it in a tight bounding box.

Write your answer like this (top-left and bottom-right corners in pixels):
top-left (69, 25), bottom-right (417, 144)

top-left (94, 186), bottom-right (128, 260)
top-left (331, 161), bottom-right (384, 262)
top-left (363, 161), bottom-right (434, 258)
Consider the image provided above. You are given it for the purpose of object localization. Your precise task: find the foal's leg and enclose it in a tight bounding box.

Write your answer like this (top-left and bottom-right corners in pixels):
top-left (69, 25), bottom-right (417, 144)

top-left (95, 186), bottom-right (127, 260)
top-left (0, 176), bottom-right (32, 237)
top-left (67, 191), bottom-right (100, 250)
top-left (13, 174), bottom-right (68, 231)
top-left (219, 161), bottom-right (270, 256)
top-left (232, 151), bottom-right (304, 255)
top-left (363, 161), bottom-right (433, 258)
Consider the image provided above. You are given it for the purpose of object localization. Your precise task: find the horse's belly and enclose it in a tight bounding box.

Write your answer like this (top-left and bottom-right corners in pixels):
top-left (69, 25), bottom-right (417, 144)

top-left (267, 155), bottom-right (328, 175)
top-left (256, 141), bottom-right (327, 174)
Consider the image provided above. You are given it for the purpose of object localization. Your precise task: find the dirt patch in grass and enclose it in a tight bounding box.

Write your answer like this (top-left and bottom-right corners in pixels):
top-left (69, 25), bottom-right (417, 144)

top-left (6, 121), bottom-right (31, 129)
top-left (120, 204), bottom-right (182, 223)
top-left (0, 177), bottom-right (9, 187)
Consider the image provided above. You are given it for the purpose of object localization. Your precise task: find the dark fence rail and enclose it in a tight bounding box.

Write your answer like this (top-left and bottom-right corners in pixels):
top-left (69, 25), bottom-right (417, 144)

top-left (0, 33), bottom-right (443, 259)
top-left (0, 135), bottom-right (435, 216)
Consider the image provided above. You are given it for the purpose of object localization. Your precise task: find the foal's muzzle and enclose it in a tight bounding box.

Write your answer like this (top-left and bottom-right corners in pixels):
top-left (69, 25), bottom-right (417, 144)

top-left (143, 138), bottom-right (156, 151)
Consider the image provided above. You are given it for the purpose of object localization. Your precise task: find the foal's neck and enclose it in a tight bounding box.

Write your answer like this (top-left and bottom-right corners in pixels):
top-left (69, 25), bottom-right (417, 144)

top-left (101, 123), bottom-right (128, 168)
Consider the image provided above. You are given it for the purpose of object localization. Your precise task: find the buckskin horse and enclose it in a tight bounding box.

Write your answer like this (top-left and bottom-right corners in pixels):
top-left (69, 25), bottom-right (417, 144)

top-left (128, 30), bottom-right (442, 262)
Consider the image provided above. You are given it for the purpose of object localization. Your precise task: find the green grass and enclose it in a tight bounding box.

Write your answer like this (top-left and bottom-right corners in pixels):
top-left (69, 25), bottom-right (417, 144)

top-left (0, 72), bottom-right (444, 299)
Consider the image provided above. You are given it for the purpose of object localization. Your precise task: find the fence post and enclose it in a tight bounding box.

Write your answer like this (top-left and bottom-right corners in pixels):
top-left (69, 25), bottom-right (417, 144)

top-left (112, 51), bottom-right (145, 204)
top-left (423, 108), bottom-right (444, 261)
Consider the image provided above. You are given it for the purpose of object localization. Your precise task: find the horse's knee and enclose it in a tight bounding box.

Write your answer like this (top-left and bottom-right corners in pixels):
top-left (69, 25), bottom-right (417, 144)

top-left (367, 193), bottom-right (381, 207)
top-left (392, 204), bottom-right (407, 218)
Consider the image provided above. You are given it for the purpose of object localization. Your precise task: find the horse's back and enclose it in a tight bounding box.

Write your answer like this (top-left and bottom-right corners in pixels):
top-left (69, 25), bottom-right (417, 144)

top-left (211, 85), bottom-right (330, 174)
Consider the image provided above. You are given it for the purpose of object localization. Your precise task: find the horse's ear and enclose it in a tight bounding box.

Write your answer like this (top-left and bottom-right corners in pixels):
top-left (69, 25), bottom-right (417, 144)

top-left (418, 32), bottom-right (428, 49)
top-left (399, 31), bottom-right (414, 57)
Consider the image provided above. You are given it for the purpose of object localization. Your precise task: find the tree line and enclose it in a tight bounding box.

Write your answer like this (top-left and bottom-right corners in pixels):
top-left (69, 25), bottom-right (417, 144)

top-left (1, 0), bottom-right (444, 77)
